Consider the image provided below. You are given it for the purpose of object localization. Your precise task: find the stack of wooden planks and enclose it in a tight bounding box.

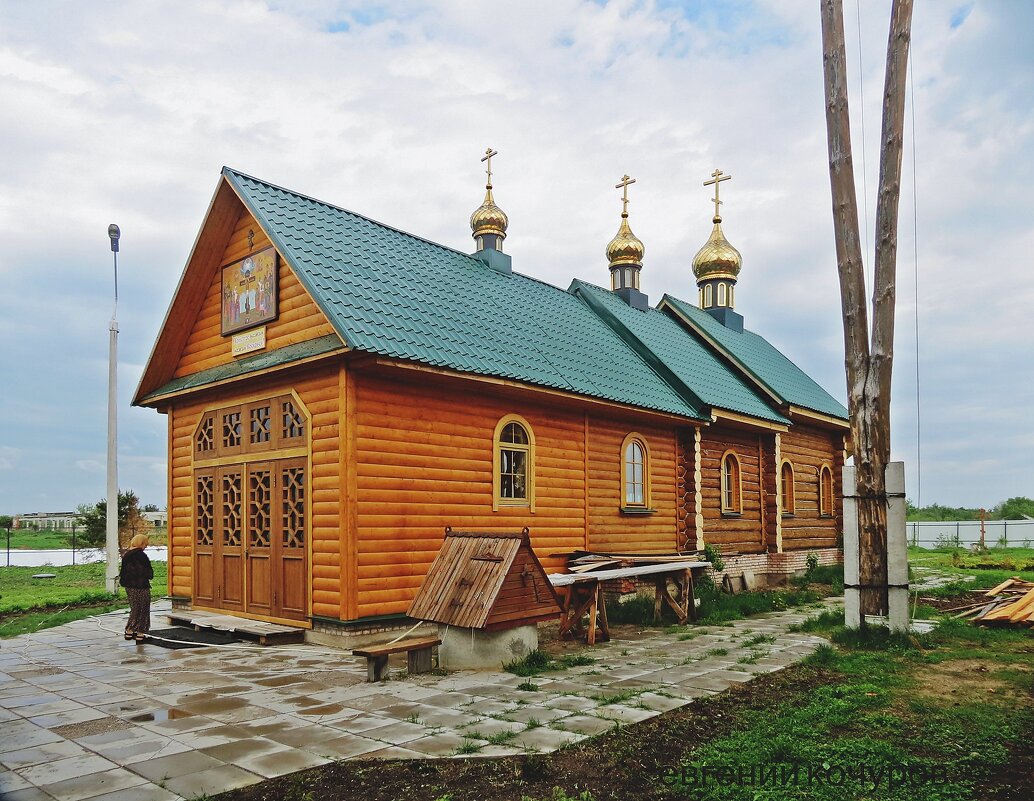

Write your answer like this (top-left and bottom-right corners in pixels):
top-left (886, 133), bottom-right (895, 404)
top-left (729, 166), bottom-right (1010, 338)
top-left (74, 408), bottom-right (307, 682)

top-left (951, 577), bottom-right (1034, 626)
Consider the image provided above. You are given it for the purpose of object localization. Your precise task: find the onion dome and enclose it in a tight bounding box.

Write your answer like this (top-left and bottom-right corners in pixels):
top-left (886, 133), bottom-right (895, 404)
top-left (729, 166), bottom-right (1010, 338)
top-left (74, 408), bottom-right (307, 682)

top-left (692, 214), bottom-right (742, 282)
top-left (471, 148), bottom-right (507, 250)
top-left (606, 212), bottom-right (645, 268)
top-left (470, 184), bottom-right (508, 241)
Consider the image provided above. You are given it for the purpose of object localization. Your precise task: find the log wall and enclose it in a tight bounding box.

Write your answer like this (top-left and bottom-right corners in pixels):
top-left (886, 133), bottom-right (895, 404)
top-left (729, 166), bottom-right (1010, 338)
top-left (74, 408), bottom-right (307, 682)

top-left (699, 426), bottom-right (765, 554)
top-left (352, 373), bottom-right (589, 618)
top-left (174, 210), bottom-right (337, 379)
top-left (585, 417), bottom-right (680, 554)
top-left (780, 423), bottom-right (843, 550)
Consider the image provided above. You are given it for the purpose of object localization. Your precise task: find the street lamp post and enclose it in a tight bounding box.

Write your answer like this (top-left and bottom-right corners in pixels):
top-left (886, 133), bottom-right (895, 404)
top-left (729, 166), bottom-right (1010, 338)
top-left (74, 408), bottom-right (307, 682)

top-left (105, 224), bottom-right (120, 594)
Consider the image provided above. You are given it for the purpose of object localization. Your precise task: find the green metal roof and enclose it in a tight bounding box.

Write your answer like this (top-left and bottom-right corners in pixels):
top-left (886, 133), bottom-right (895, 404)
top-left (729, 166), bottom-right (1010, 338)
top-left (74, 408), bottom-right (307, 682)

top-left (661, 295), bottom-right (849, 421)
top-left (570, 281), bottom-right (790, 425)
top-left (142, 334), bottom-right (345, 403)
top-left (223, 168), bottom-right (703, 420)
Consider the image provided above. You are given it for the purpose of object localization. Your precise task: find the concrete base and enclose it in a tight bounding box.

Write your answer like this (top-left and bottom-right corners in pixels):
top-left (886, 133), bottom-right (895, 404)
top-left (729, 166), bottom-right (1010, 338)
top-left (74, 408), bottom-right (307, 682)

top-left (438, 624), bottom-right (538, 671)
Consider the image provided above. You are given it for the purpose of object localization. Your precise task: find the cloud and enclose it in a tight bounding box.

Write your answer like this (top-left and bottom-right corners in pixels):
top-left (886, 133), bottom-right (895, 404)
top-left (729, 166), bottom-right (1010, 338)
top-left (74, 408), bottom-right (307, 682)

top-left (0, 0), bottom-right (1030, 511)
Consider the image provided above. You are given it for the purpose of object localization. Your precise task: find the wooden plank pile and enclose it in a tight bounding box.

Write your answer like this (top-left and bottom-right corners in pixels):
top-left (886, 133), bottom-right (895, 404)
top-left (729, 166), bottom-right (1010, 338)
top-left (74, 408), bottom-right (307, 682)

top-left (951, 577), bottom-right (1034, 626)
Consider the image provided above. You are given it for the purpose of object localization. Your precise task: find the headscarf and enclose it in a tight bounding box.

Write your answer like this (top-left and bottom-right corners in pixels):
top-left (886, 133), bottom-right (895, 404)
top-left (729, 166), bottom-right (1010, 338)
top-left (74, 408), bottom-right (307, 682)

top-left (129, 533), bottom-right (149, 549)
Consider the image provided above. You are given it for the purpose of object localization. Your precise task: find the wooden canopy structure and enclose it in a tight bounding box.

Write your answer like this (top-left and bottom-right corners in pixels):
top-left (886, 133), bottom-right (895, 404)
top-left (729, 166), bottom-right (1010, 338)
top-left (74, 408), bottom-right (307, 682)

top-left (408, 528), bottom-right (560, 631)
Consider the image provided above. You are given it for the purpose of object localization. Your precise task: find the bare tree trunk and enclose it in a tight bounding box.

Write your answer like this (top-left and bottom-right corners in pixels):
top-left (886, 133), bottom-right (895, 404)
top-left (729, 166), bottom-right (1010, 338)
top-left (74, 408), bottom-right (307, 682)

top-left (821, 0), bottom-right (913, 617)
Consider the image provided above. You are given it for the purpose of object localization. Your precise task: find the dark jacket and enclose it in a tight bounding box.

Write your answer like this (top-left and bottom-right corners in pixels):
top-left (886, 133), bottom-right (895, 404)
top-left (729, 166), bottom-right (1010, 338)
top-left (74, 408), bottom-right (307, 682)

top-left (119, 548), bottom-right (153, 589)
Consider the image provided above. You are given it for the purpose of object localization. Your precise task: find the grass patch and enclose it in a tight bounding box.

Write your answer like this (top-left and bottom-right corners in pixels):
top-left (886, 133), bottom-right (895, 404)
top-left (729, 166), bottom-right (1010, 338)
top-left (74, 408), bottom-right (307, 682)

top-left (454, 737), bottom-right (483, 755)
top-left (909, 545), bottom-right (1034, 595)
top-left (669, 621), bottom-right (1033, 800)
top-left (504, 650), bottom-right (596, 677)
top-left (606, 579), bottom-right (828, 629)
top-left (590, 688), bottom-right (648, 706)
top-left (0, 561), bottom-right (168, 614)
top-left (485, 730), bottom-right (518, 746)
top-left (788, 608), bottom-right (845, 633)
top-left (0, 561), bottom-right (168, 638)
top-left (516, 680), bottom-right (540, 692)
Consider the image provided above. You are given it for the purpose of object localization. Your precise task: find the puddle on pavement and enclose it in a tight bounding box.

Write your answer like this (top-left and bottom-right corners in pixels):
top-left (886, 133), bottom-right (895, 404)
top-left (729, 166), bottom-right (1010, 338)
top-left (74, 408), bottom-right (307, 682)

top-left (297, 703), bottom-right (344, 716)
top-left (129, 708), bottom-right (195, 723)
top-left (287, 696), bottom-right (321, 708)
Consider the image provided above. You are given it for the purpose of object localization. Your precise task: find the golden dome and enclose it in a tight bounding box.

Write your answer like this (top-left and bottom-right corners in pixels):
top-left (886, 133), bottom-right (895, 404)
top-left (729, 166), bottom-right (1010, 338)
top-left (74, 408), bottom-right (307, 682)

top-left (470, 185), bottom-right (508, 240)
top-left (607, 213), bottom-right (645, 268)
top-left (692, 215), bottom-right (742, 281)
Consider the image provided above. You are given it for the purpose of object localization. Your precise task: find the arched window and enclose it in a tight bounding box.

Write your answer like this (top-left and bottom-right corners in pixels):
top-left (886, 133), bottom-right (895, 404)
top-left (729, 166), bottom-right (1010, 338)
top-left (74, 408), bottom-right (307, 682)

top-left (721, 451), bottom-right (742, 514)
top-left (493, 415), bottom-right (535, 510)
top-left (819, 465), bottom-right (834, 517)
top-left (620, 433), bottom-right (651, 509)
top-left (780, 460), bottom-right (795, 516)
top-left (717, 283), bottom-right (728, 307)
top-left (704, 283), bottom-right (713, 308)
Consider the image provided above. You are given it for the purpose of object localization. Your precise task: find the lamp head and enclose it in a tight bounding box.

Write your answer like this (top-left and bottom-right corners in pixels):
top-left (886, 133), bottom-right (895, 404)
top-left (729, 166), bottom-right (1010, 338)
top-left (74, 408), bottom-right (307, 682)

top-left (108, 223), bottom-right (120, 253)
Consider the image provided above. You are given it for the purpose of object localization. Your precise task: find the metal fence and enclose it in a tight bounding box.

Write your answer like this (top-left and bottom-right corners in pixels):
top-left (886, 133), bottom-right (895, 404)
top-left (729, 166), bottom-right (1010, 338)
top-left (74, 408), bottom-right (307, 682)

top-left (908, 520), bottom-right (1034, 549)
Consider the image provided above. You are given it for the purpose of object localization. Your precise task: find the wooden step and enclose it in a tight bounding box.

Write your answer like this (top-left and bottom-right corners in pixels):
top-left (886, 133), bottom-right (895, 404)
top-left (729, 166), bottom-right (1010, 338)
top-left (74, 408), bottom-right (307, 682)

top-left (167, 610), bottom-right (305, 646)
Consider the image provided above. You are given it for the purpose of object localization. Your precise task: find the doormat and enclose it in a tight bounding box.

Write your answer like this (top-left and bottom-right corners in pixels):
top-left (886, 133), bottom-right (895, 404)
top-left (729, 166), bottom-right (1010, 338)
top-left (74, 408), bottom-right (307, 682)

top-left (143, 627), bottom-right (241, 649)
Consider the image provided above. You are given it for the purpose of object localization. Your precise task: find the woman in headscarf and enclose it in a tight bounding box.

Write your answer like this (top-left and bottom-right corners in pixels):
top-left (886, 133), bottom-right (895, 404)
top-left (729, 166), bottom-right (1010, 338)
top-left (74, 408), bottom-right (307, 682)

top-left (120, 533), bottom-right (154, 640)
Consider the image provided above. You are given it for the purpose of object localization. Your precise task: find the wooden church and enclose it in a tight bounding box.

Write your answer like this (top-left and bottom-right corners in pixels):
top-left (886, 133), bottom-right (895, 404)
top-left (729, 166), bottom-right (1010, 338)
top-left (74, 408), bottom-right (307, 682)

top-left (133, 155), bottom-right (848, 633)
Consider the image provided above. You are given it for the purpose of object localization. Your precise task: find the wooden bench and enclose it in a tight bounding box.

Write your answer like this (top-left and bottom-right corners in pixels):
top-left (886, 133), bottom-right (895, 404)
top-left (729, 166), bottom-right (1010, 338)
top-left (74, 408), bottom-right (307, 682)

top-left (352, 636), bottom-right (442, 682)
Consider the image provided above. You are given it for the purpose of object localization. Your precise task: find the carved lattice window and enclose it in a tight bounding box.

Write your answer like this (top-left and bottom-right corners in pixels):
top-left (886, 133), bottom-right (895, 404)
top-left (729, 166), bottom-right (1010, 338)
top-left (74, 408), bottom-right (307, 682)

top-left (248, 469), bottom-right (271, 548)
top-left (281, 400), bottom-right (305, 441)
top-left (195, 474), bottom-right (214, 546)
top-left (221, 471), bottom-right (242, 547)
top-left (281, 465), bottom-right (305, 548)
top-left (222, 411), bottom-right (242, 450)
top-left (249, 405), bottom-right (271, 445)
top-left (196, 416), bottom-right (214, 454)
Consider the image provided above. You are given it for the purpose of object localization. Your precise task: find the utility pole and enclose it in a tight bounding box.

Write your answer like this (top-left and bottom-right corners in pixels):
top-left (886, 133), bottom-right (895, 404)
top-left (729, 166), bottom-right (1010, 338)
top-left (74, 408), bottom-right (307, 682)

top-left (106, 224), bottom-right (121, 593)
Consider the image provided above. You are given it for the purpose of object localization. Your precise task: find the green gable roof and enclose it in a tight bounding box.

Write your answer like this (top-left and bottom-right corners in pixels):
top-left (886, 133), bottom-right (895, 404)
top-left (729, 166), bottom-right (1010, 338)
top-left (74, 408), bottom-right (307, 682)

top-left (224, 168), bottom-right (703, 420)
top-left (661, 295), bottom-right (849, 421)
top-left (571, 281), bottom-right (790, 425)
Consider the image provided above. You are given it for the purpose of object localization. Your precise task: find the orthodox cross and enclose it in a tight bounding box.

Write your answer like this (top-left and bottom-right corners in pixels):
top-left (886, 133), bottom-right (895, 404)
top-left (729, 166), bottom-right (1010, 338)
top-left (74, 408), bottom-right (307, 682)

top-left (615, 174), bottom-right (636, 216)
top-left (703, 168), bottom-right (732, 217)
top-left (482, 148), bottom-right (498, 187)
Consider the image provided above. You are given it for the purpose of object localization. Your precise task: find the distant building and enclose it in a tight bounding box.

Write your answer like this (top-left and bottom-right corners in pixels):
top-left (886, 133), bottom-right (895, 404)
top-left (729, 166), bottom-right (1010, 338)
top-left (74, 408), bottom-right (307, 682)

top-left (14, 512), bottom-right (77, 530)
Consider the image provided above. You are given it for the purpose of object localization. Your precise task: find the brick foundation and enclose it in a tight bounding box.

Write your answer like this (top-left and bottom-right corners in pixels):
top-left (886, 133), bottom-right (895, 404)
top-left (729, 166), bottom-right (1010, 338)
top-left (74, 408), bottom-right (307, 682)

top-left (713, 547), bottom-right (843, 587)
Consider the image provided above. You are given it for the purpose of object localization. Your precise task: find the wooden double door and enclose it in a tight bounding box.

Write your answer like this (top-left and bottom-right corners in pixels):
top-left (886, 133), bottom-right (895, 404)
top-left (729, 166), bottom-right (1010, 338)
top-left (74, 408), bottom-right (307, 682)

top-left (194, 457), bottom-right (307, 622)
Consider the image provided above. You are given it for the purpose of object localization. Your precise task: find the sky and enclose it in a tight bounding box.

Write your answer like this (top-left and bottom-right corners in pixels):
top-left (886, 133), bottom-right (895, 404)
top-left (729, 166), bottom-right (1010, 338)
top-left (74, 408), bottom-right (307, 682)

top-left (0, 0), bottom-right (1031, 515)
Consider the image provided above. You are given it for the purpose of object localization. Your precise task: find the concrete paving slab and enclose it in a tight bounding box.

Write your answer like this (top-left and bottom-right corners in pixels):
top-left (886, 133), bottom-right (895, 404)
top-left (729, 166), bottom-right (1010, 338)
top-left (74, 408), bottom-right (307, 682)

top-left (0, 785), bottom-right (57, 801)
top-left (510, 726), bottom-right (585, 753)
top-left (37, 766), bottom-right (150, 801)
top-left (237, 746), bottom-right (330, 778)
top-left (0, 739), bottom-right (90, 770)
top-left (163, 763), bottom-right (263, 797)
top-left (0, 597), bottom-right (836, 799)
top-left (303, 733), bottom-right (385, 760)
top-left (0, 769), bottom-right (33, 795)
top-left (15, 753), bottom-right (120, 786)
top-left (93, 784), bottom-right (181, 801)
top-left (553, 714), bottom-right (618, 736)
